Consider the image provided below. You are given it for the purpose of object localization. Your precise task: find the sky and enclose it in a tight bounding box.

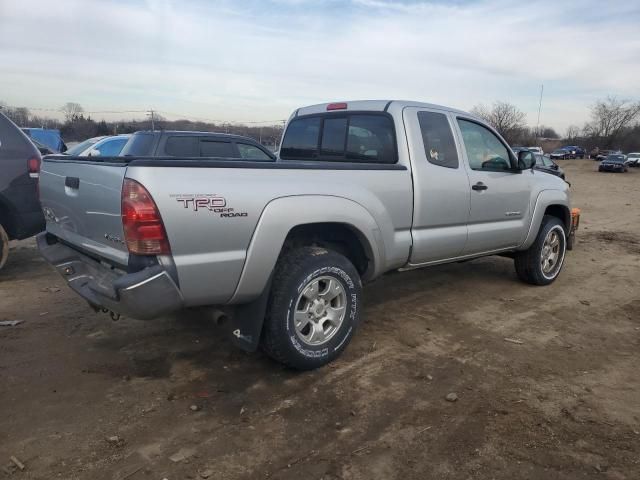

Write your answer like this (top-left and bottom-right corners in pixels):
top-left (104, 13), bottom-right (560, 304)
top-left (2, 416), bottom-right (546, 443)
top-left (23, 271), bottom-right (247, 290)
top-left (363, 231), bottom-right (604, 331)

top-left (1, 0), bottom-right (639, 131)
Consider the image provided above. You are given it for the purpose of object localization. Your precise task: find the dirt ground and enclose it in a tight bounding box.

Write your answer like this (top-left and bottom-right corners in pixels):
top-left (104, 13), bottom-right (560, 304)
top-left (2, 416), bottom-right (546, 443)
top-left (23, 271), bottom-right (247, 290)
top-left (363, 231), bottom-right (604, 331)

top-left (1, 160), bottom-right (639, 480)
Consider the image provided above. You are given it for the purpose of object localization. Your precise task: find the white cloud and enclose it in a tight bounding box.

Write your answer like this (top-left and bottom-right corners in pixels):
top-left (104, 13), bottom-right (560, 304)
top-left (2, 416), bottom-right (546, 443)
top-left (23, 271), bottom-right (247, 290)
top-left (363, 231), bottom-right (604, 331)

top-left (0, 0), bottom-right (638, 129)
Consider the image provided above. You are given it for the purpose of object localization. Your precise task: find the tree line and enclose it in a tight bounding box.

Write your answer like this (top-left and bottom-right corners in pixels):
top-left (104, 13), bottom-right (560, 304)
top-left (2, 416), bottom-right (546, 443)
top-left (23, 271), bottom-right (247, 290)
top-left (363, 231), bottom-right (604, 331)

top-left (471, 97), bottom-right (640, 152)
top-left (0, 101), bottom-right (283, 148)
top-left (2, 97), bottom-right (639, 153)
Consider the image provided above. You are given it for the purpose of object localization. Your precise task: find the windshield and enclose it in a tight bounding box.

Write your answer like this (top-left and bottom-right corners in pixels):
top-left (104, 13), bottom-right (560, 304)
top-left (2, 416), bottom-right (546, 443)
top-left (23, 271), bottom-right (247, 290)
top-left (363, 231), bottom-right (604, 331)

top-left (628, 153), bottom-right (640, 158)
top-left (65, 137), bottom-right (101, 156)
top-left (605, 155), bottom-right (624, 161)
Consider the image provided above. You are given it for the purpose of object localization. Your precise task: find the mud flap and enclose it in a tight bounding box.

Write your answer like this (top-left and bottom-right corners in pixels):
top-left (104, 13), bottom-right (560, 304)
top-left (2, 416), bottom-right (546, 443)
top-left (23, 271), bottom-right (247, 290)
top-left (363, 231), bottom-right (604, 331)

top-left (225, 275), bottom-right (273, 352)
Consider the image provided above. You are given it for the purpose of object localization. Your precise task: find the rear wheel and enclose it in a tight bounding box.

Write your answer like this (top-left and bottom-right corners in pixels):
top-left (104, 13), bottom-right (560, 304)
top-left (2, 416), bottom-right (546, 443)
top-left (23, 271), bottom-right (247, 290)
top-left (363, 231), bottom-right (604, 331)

top-left (261, 246), bottom-right (362, 370)
top-left (0, 224), bottom-right (9, 271)
top-left (514, 216), bottom-right (567, 286)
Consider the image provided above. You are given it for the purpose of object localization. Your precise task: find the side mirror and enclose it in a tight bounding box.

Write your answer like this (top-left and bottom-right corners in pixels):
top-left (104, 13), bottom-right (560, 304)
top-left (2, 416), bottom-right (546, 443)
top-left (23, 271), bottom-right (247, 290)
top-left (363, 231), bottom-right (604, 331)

top-left (518, 150), bottom-right (535, 170)
top-left (88, 149), bottom-right (101, 157)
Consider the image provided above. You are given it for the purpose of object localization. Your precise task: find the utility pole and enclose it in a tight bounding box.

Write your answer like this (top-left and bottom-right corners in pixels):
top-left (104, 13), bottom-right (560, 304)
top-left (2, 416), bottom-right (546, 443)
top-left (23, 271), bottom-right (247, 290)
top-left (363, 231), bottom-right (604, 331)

top-left (147, 109), bottom-right (156, 131)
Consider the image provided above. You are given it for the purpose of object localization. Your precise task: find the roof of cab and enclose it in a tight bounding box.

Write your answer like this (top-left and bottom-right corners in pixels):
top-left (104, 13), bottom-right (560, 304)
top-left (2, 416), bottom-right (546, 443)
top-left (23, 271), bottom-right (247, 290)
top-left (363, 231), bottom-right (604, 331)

top-left (294, 100), bottom-right (474, 118)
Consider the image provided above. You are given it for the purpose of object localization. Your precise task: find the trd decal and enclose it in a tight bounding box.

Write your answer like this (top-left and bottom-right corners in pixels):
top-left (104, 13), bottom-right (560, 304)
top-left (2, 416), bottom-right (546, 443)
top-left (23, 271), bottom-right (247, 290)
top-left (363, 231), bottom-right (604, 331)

top-left (170, 194), bottom-right (248, 218)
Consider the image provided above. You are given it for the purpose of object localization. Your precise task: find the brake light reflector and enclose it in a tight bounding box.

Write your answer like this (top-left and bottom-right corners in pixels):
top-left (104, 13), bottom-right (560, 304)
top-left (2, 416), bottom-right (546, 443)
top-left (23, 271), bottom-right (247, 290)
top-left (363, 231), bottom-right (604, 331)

top-left (121, 179), bottom-right (171, 255)
top-left (28, 156), bottom-right (41, 178)
top-left (327, 102), bottom-right (348, 111)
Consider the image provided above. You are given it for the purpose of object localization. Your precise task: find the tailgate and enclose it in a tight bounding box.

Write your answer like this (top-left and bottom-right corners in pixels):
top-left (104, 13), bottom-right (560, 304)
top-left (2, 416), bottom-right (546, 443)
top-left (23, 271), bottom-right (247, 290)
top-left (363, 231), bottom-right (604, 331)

top-left (39, 158), bottom-right (129, 265)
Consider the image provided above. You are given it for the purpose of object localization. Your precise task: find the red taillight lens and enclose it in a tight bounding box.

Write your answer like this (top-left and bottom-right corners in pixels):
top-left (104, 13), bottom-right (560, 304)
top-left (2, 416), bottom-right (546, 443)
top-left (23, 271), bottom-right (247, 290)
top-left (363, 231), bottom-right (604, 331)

top-left (121, 179), bottom-right (171, 255)
top-left (327, 102), bottom-right (347, 111)
top-left (28, 156), bottom-right (41, 178)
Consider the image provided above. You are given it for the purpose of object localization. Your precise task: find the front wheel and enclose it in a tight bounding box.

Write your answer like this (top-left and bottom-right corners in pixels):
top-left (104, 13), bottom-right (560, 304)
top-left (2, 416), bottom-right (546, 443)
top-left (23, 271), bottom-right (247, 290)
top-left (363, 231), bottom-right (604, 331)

top-left (261, 246), bottom-right (362, 370)
top-left (514, 216), bottom-right (567, 285)
top-left (0, 223), bottom-right (9, 271)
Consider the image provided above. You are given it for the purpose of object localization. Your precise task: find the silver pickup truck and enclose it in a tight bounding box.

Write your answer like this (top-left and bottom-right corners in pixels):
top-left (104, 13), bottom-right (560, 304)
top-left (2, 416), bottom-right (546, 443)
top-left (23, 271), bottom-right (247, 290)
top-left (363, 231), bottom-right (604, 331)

top-left (38, 100), bottom-right (579, 370)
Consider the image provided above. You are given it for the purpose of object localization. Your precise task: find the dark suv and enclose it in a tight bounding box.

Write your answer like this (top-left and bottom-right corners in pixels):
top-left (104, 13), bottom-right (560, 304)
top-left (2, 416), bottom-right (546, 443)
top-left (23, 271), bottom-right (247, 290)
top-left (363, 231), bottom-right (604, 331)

top-left (0, 112), bottom-right (44, 270)
top-left (120, 130), bottom-right (276, 160)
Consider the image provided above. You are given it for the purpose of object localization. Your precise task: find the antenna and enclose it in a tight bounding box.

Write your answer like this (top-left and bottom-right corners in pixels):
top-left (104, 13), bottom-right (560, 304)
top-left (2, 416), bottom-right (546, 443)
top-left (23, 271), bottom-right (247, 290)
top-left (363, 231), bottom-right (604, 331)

top-left (535, 83), bottom-right (544, 140)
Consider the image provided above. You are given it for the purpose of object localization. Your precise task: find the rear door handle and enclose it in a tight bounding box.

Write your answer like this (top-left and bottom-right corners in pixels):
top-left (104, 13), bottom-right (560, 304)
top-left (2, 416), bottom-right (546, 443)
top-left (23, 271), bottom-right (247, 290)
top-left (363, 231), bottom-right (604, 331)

top-left (472, 182), bottom-right (488, 191)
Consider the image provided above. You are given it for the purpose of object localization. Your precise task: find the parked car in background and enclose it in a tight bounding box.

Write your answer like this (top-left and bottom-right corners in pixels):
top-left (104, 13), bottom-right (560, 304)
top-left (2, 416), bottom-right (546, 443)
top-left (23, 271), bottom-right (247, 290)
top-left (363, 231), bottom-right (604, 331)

top-left (21, 128), bottom-right (67, 153)
top-left (64, 136), bottom-right (107, 156)
top-left (0, 113), bottom-right (44, 270)
top-left (534, 153), bottom-right (565, 180)
top-left (562, 146), bottom-right (585, 159)
top-left (119, 130), bottom-right (276, 160)
top-left (527, 146), bottom-right (544, 155)
top-left (38, 100), bottom-right (578, 370)
top-left (625, 152), bottom-right (640, 167)
top-left (550, 149), bottom-right (571, 160)
top-left (599, 154), bottom-right (628, 173)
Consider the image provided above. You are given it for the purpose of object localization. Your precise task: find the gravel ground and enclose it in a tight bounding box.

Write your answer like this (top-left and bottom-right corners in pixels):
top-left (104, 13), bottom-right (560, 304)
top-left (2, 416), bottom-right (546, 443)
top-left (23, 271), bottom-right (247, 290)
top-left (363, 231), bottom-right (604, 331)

top-left (1, 159), bottom-right (639, 480)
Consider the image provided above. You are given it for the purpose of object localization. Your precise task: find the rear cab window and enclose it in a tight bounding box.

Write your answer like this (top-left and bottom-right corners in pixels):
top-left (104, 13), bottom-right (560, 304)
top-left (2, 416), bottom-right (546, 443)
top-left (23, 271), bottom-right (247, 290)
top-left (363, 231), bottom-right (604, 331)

top-left (417, 111), bottom-right (459, 169)
top-left (280, 112), bottom-right (397, 163)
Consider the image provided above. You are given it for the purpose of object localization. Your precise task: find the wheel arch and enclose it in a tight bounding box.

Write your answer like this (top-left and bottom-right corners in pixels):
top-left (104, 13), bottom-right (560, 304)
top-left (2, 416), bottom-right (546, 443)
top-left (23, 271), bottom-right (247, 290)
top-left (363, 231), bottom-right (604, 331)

top-left (521, 190), bottom-right (571, 250)
top-left (229, 195), bottom-right (384, 304)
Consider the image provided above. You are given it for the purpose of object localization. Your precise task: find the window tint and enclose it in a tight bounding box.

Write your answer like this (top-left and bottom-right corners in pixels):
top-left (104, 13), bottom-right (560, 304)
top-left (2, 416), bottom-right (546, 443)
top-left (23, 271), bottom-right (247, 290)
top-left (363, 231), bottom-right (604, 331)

top-left (96, 138), bottom-right (127, 156)
top-left (321, 117), bottom-right (347, 156)
top-left (120, 133), bottom-right (155, 156)
top-left (237, 143), bottom-right (272, 160)
top-left (280, 114), bottom-right (397, 163)
top-left (280, 117), bottom-right (321, 159)
top-left (200, 140), bottom-right (234, 157)
top-left (457, 119), bottom-right (512, 171)
top-left (346, 115), bottom-right (396, 164)
top-left (417, 111), bottom-right (458, 168)
top-left (165, 136), bottom-right (198, 156)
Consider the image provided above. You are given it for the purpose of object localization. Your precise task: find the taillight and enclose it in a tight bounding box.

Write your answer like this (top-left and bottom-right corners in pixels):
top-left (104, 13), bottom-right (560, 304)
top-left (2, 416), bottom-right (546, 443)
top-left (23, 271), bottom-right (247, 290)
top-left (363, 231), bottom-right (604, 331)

top-left (121, 178), bottom-right (170, 255)
top-left (28, 156), bottom-right (40, 178)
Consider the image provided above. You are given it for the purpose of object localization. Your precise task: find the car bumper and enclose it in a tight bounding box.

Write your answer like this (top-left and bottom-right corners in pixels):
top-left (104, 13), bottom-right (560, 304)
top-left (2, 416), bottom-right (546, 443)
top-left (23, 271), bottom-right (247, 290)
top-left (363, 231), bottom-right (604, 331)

top-left (600, 164), bottom-right (624, 171)
top-left (37, 233), bottom-right (183, 320)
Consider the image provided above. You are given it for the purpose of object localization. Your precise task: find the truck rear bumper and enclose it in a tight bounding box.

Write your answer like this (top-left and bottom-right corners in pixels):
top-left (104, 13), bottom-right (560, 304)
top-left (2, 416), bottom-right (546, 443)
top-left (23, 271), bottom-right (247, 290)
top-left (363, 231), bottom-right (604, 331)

top-left (37, 233), bottom-right (183, 320)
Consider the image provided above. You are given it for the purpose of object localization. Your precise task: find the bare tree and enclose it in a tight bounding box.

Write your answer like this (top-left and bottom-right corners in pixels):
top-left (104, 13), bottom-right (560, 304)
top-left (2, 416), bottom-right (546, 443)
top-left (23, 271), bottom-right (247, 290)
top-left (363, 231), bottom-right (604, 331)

top-left (565, 125), bottom-right (580, 141)
top-left (471, 101), bottom-right (526, 144)
top-left (60, 102), bottom-right (84, 123)
top-left (583, 96), bottom-right (640, 148)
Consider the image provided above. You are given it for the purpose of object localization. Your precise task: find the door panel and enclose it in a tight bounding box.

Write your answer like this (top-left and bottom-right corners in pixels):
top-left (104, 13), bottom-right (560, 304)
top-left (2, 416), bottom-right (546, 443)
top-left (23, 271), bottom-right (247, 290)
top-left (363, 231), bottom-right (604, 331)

top-left (454, 118), bottom-right (532, 254)
top-left (403, 107), bottom-right (471, 264)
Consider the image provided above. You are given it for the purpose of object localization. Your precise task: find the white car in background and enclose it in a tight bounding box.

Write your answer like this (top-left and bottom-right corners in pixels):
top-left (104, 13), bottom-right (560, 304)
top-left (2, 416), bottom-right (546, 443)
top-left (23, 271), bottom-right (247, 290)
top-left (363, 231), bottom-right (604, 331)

top-left (625, 152), bottom-right (640, 167)
top-left (527, 146), bottom-right (544, 155)
top-left (64, 134), bottom-right (131, 157)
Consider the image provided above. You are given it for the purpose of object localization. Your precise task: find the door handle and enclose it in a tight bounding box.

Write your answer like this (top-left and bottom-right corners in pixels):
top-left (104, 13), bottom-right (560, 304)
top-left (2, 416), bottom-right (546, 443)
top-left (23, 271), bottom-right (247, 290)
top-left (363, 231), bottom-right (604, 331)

top-left (472, 182), bottom-right (488, 191)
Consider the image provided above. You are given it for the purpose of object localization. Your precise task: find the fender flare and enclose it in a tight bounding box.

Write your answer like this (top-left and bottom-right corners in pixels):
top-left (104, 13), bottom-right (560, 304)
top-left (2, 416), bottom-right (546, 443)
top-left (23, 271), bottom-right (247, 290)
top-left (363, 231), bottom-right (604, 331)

top-left (229, 195), bottom-right (384, 305)
top-left (521, 190), bottom-right (570, 250)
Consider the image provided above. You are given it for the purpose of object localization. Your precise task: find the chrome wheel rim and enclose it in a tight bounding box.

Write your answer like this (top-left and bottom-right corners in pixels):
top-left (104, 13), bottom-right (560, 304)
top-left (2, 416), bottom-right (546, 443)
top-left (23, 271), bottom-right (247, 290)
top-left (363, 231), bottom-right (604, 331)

top-left (294, 276), bottom-right (347, 346)
top-left (541, 227), bottom-right (565, 278)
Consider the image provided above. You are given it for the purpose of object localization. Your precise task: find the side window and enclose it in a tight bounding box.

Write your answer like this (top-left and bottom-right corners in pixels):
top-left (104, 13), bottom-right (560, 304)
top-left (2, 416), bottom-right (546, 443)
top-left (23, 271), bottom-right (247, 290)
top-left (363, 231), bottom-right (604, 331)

top-left (457, 119), bottom-right (512, 171)
top-left (417, 111), bottom-right (459, 168)
top-left (165, 136), bottom-right (198, 156)
top-left (237, 143), bottom-right (272, 160)
top-left (346, 115), bottom-right (396, 164)
top-left (96, 138), bottom-right (127, 156)
top-left (280, 117), bottom-right (321, 159)
top-left (200, 140), bottom-right (235, 157)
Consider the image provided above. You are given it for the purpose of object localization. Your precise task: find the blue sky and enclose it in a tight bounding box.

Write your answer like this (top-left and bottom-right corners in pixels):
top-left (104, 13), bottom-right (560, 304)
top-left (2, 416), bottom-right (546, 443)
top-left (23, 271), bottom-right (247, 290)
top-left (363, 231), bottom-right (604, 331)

top-left (1, 0), bottom-right (639, 131)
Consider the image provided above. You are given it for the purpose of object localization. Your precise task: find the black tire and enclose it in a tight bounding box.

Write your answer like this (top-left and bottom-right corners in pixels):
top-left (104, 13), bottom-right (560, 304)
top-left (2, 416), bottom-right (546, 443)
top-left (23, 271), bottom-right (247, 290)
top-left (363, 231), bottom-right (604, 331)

top-left (0, 223), bottom-right (9, 271)
top-left (598, 167), bottom-right (603, 172)
top-left (261, 246), bottom-right (362, 370)
top-left (514, 216), bottom-right (567, 286)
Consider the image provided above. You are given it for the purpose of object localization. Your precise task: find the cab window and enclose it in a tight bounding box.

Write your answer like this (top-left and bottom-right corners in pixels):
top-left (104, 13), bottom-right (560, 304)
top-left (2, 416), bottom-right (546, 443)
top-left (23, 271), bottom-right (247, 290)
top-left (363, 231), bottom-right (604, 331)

top-left (418, 111), bottom-right (459, 168)
top-left (457, 119), bottom-right (512, 171)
